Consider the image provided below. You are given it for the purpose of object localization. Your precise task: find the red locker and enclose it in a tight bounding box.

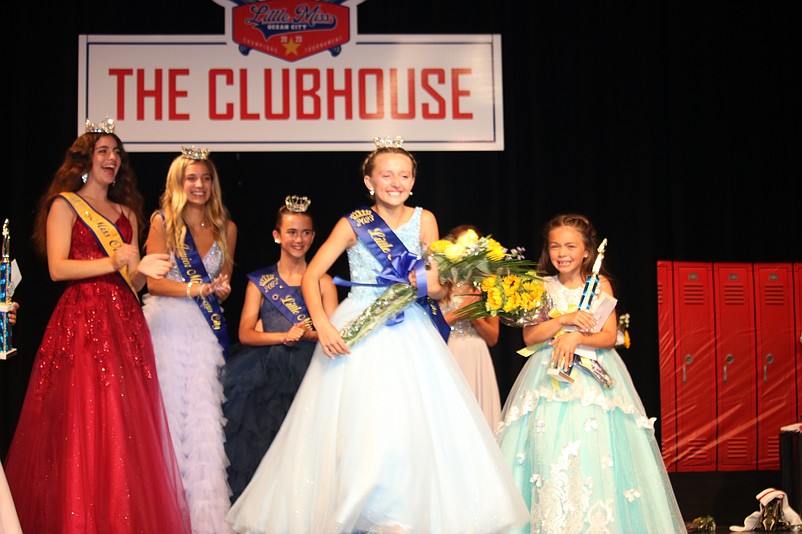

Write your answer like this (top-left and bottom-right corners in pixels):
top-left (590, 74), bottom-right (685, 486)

top-left (657, 260), bottom-right (677, 471)
top-left (754, 263), bottom-right (797, 470)
top-left (713, 263), bottom-right (757, 470)
top-left (794, 263), bottom-right (802, 421)
top-left (673, 262), bottom-right (717, 471)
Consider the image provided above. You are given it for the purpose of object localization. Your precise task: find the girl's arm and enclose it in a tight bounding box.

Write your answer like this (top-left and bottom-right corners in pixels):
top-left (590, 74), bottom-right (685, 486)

top-left (442, 287), bottom-right (499, 347)
top-left (237, 281), bottom-right (287, 346)
top-left (299, 273), bottom-right (339, 343)
top-left (210, 219), bottom-right (238, 303)
top-left (301, 217), bottom-right (355, 357)
top-left (418, 209), bottom-right (446, 300)
top-left (472, 316), bottom-right (500, 347)
top-left (144, 213), bottom-right (192, 297)
top-left (46, 197), bottom-right (139, 283)
top-left (545, 277), bottom-right (618, 370)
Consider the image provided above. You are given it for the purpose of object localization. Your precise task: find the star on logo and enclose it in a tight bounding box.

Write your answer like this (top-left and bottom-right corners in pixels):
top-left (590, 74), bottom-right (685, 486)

top-left (282, 40), bottom-right (300, 56)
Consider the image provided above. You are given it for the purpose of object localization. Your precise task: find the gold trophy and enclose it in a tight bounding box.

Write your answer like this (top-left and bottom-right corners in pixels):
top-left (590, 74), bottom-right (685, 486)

top-left (1, 219), bottom-right (17, 359)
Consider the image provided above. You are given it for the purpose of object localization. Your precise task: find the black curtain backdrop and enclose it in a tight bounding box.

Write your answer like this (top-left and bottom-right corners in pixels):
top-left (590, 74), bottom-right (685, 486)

top-left (2, 1), bottom-right (800, 462)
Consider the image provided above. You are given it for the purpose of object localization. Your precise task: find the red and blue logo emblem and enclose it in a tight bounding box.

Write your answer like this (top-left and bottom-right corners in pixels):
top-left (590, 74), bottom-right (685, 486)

top-left (231, 0), bottom-right (350, 62)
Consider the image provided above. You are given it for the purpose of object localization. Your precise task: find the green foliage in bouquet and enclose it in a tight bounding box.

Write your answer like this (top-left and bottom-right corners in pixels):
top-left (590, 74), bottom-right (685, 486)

top-left (339, 282), bottom-right (417, 346)
top-left (338, 228), bottom-right (549, 347)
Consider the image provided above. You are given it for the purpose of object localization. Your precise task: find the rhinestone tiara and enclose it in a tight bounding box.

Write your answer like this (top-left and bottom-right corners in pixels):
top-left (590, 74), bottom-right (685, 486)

top-left (285, 195), bottom-right (311, 213)
top-left (373, 135), bottom-right (404, 149)
top-left (181, 146), bottom-right (210, 160)
top-left (85, 117), bottom-right (115, 134)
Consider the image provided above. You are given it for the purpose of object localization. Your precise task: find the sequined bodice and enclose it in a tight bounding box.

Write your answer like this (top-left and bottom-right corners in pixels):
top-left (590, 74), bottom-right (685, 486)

top-left (440, 282), bottom-right (479, 338)
top-left (345, 207), bottom-right (422, 304)
top-left (544, 275), bottom-right (584, 312)
top-left (166, 241), bottom-right (224, 282)
top-left (70, 211), bottom-right (132, 261)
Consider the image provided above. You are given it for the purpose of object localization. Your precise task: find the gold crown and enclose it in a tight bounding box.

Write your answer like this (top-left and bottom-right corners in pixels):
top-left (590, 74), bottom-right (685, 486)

top-left (373, 135), bottom-right (404, 149)
top-left (85, 117), bottom-right (115, 134)
top-left (181, 146), bottom-right (210, 160)
top-left (285, 195), bottom-right (311, 213)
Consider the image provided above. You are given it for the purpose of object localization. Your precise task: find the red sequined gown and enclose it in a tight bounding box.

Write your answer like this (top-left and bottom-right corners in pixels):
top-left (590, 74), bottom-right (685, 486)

top-left (4, 213), bottom-right (191, 534)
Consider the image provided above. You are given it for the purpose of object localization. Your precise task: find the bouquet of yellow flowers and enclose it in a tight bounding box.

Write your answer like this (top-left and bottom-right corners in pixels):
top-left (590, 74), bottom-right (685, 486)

top-left (429, 228), bottom-right (552, 327)
top-left (339, 229), bottom-right (549, 347)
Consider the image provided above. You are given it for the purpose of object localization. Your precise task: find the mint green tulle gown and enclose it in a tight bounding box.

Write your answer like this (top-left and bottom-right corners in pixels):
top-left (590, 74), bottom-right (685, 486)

top-left (496, 276), bottom-right (686, 534)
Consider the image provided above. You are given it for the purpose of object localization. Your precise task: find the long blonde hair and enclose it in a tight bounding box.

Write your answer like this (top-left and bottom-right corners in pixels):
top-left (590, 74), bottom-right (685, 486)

top-left (156, 154), bottom-right (232, 263)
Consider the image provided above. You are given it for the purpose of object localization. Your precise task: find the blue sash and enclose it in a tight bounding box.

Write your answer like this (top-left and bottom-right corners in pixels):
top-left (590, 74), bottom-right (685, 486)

top-left (335, 207), bottom-right (450, 342)
top-left (247, 265), bottom-right (313, 330)
top-left (171, 222), bottom-right (230, 358)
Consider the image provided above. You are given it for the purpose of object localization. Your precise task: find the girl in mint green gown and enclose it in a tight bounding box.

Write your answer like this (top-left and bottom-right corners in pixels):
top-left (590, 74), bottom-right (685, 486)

top-left (496, 214), bottom-right (685, 534)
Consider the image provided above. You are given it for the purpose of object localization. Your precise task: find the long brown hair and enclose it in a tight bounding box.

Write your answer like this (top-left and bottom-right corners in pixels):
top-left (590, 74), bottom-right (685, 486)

top-left (32, 132), bottom-right (143, 256)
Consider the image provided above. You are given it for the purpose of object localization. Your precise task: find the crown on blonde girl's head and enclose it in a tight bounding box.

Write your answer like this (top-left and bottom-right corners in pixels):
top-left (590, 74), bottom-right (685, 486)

top-left (373, 136), bottom-right (404, 149)
top-left (181, 146), bottom-right (210, 161)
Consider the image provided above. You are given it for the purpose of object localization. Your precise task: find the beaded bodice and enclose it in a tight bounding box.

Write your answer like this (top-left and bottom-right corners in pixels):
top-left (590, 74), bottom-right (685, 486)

top-left (345, 207), bottom-right (422, 305)
top-left (543, 275), bottom-right (584, 312)
top-left (166, 241), bottom-right (224, 282)
top-left (440, 282), bottom-right (479, 338)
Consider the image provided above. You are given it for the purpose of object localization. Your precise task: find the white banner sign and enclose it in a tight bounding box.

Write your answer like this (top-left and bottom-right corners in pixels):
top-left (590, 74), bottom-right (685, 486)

top-left (78, 0), bottom-right (504, 152)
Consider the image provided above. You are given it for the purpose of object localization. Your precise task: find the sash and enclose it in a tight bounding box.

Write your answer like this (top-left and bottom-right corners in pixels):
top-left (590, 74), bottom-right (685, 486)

top-left (59, 192), bottom-right (138, 300)
top-left (170, 218), bottom-right (230, 357)
top-left (247, 265), bottom-right (313, 330)
top-left (335, 206), bottom-right (450, 342)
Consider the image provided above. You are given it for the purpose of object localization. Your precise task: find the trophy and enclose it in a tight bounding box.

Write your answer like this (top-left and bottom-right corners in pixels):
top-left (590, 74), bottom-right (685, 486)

top-left (1, 219), bottom-right (17, 359)
top-left (547, 238), bottom-right (615, 388)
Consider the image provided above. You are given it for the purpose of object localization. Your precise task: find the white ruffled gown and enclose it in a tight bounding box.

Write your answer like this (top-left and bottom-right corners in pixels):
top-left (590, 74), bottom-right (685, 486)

top-left (142, 241), bottom-right (233, 534)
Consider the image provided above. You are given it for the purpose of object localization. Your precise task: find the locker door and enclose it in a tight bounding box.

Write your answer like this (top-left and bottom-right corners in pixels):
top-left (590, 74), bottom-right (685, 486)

top-left (714, 263), bottom-right (757, 470)
top-left (794, 263), bottom-right (802, 421)
top-left (673, 262), bottom-right (716, 471)
top-left (657, 260), bottom-right (677, 472)
top-left (754, 263), bottom-right (796, 470)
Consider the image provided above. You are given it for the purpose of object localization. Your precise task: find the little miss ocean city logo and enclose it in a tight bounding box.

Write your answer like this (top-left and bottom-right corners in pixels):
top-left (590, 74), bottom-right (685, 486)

top-left (231, 0), bottom-right (349, 61)
top-left (79, 0), bottom-right (503, 151)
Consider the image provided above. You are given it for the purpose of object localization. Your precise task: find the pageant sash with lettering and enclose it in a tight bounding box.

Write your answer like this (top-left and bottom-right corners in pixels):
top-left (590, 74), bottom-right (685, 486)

top-left (336, 207), bottom-right (450, 342)
top-left (172, 222), bottom-right (230, 357)
top-left (59, 192), bottom-right (139, 299)
top-left (247, 265), bottom-right (313, 330)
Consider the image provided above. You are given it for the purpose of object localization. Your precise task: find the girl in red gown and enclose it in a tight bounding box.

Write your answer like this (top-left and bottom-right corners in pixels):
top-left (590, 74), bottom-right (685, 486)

top-left (4, 119), bottom-right (192, 533)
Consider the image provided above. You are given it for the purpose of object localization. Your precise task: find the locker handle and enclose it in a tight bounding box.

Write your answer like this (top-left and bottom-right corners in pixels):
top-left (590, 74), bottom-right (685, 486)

top-left (683, 354), bottom-right (692, 384)
top-left (723, 353), bottom-right (733, 384)
top-left (763, 353), bottom-right (773, 383)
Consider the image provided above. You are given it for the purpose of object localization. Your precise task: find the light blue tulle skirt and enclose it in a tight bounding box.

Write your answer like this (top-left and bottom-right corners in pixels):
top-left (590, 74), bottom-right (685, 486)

top-left (226, 296), bottom-right (529, 533)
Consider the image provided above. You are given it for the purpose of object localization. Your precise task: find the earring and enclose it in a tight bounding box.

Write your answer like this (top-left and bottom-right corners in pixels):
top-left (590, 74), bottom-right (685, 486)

top-left (274, 238), bottom-right (281, 244)
top-left (369, 189), bottom-right (375, 196)
top-left (81, 173), bottom-right (88, 184)
top-left (111, 179), bottom-right (116, 187)
top-left (409, 190), bottom-right (414, 196)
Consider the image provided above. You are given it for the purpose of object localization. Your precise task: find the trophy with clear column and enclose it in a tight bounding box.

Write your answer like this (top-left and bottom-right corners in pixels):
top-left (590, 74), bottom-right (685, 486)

top-left (1, 219), bottom-right (17, 359)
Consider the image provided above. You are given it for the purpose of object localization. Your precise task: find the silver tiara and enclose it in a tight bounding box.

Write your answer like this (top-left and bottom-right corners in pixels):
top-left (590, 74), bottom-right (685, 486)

top-left (85, 117), bottom-right (115, 134)
top-left (373, 135), bottom-right (404, 149)
top-left (285, 195), bottom-right (311, 213)
top-left (181, 146), bottom-right (210, 160)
